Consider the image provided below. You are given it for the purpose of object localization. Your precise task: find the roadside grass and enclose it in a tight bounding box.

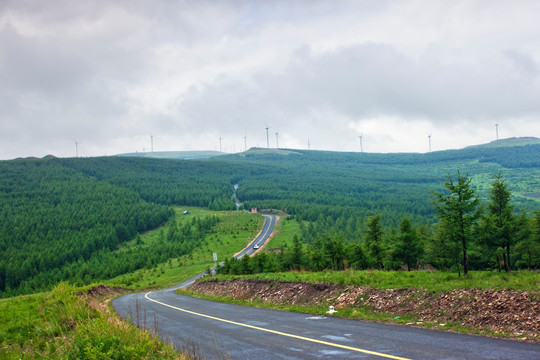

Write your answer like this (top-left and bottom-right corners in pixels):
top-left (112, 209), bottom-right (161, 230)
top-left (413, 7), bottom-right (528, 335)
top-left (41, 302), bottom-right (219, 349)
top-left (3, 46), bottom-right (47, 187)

top-left (0, 283), bottom-right (182, 359)
top-left (0, 207), bottom-right (266, 360)
top-left (178, 288), bottom-right (423, 325)
top-left (106, 207), bottom-right (264, 290)
top-left (200, 269), bottom-right (540, 292)
top-left (266, 216), bottom-right (302, 250)
top-left (183, 269), bottom-right (540, 341)
top-left (179, 289), bottom-right (517, 341)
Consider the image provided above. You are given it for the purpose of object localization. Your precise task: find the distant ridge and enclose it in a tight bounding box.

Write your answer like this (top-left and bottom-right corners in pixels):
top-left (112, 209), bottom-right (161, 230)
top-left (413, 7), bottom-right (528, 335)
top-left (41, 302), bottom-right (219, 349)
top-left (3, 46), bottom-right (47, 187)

top-left (113, 137), bottom-right (539, 160)
top-left (240, 147), bottom-right (303, 156)
top-left (116, 150), bottom-right (225, 160)
top-left (465, 137), bottom-right (540, 149)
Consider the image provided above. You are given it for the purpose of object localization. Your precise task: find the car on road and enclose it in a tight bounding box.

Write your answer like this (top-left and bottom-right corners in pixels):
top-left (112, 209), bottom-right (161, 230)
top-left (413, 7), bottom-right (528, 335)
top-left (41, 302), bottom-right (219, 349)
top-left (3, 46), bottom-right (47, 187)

top-left (253, 244), bottom-right (260, 249)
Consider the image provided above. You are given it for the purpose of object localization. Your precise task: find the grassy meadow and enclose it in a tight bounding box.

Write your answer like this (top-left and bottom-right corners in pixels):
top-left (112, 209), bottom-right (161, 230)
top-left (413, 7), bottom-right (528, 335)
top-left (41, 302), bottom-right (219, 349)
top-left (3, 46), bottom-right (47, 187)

top-left (0, 283), bottom-right (182, 360)
top-left (0, 207), bottom-right (265, 359)
top-left (106, 207), bottom-right (264, 289)
top-left (263, 216), bottom-right (302, 250)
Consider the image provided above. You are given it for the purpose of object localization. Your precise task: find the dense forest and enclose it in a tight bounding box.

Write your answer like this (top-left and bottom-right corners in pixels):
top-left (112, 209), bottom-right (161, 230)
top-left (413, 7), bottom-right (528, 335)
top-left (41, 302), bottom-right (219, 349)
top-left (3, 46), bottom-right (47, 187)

top-left (223, 142), bottom-right (540, 241)
top-left (0, 158), bottom-right (172, 296)
top-left (219, 172), bottom-right (540, 276)
top-left (1, 139), bottom-right (539, 296)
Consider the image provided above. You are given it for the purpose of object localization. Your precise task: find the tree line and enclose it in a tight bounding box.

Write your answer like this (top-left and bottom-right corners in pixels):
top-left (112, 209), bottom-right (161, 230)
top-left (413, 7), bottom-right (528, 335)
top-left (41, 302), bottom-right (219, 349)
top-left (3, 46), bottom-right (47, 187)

top-left (218, 171), bottom-right (540, 276)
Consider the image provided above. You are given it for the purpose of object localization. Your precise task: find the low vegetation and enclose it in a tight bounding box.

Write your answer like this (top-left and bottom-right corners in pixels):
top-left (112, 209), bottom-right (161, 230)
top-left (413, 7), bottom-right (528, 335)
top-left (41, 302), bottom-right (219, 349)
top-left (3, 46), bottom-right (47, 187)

top-left (202, 269), bottom-right (539, 292)
top-left (0, 283), bottom-right (182, 359)
top-left (0, 208), bottom-right (263, 359)
top-left (106, 207), bottom-right (263, 290)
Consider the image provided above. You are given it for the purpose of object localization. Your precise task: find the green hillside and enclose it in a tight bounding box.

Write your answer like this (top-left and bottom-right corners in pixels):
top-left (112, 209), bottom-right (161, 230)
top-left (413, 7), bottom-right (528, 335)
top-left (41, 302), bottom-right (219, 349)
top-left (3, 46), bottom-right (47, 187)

top-left (465, 136), bottom-right (540, 149)
top-left (221, 139), bottom-right (540, 224)
top-left (1, 139), bottom-right (539, 297)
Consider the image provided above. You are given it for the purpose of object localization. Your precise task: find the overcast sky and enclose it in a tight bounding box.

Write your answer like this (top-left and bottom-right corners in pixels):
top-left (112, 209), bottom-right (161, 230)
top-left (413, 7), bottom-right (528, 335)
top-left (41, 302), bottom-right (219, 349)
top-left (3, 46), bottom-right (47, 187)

top-left (1, 0), bottom-right (539, 159)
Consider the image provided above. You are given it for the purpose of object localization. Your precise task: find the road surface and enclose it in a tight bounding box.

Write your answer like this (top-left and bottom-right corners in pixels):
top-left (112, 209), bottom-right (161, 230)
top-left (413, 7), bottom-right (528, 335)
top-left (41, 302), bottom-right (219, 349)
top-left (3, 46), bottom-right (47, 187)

top-left (235, 214), bottom-right (275, 258)
top-left (113, 215), bottom-right (539, 359)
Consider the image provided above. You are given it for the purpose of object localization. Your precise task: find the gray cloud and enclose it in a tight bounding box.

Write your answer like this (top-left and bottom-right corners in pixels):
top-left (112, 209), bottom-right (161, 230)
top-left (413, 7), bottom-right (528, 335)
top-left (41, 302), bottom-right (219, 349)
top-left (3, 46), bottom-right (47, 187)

top-left (503, 49), bottom-right (538, 77)
top-left (177, 42), bottom-right (540, 132)
top-left (1, 1), bottom-right (539, 158)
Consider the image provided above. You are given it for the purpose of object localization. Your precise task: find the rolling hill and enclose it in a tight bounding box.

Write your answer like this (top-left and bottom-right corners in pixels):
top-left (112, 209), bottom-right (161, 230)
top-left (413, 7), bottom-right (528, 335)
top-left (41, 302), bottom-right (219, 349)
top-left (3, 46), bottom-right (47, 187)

top-left (1, 138), bottom-right (538, 297)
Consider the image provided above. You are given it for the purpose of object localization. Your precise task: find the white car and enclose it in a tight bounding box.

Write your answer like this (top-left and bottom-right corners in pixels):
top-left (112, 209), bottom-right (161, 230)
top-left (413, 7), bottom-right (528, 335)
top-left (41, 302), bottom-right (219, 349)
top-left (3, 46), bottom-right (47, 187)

top-left (253, 244), bottom-right (260, 249)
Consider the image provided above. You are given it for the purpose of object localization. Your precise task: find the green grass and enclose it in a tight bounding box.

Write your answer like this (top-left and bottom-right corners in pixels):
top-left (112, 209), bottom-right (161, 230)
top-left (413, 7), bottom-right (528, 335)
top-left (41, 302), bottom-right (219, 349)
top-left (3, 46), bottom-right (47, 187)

top-left (0, 283), bottom-right (182, 359)
top-left (265, 216), bottom-right (302, 250)
top-left (0, 207), bottom-right (267, 359)
top-left (199, 269), bottom-right (540, 292)
top-left (107, 207), bottom-right (264, 290)
top-left (184, 270), bottom-right (539, 341)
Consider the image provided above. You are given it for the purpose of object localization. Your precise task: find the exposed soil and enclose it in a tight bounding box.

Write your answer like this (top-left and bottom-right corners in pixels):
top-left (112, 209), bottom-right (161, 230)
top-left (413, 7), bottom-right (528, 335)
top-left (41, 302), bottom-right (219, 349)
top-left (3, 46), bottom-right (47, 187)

top-left (190, 278), bottom-right (540, 342)
top-left (78, 285), bottom-right (131, 320)
top-left (79, 284), bottom-right (129, 299)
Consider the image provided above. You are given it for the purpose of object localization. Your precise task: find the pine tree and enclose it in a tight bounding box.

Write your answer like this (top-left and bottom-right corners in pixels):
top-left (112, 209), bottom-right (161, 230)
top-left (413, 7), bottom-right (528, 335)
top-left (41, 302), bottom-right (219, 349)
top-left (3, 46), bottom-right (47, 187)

top-left (433, 170), bottom-right (480, 275)
top-left (393, 217), bottom-right (423, 271)
top-left (365, 214), bottom-right (384, 269)
top-left (487, 172), bottom-right (515, 271)
top-left (290, 235), bottom-right (303, 270)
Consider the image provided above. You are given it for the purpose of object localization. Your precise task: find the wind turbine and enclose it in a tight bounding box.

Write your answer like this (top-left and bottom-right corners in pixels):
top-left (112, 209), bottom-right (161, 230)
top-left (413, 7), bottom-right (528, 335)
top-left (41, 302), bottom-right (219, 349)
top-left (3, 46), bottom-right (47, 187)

top-left (219, 136), bottom-right (223, 152)
top-left (275, 131), bottom-right (279, 148)
top-left (495, 122), bottom-right (499, 141)
top-left (243, 133), bottom-right (247, 151)
top-left (150, 135), bottom-right (154, 152)
top-left (308, 138), bottom-right (311, 151)
top-left (75, 140), bottom-right (78, 157)
top-left (428, 134), bottom-right (432, 153)
top-left (265, 123), bottom-right (270, 148)
top-left (359, 134), bottom-right (363, 153)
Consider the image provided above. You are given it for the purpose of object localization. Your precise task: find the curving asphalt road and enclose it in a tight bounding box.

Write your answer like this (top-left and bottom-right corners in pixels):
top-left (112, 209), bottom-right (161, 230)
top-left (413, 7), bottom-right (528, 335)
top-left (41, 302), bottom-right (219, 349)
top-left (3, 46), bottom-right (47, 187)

top-left (113, 215), bottom-right (540, 360)
top-left (235, 214), bottom-right (275, 259)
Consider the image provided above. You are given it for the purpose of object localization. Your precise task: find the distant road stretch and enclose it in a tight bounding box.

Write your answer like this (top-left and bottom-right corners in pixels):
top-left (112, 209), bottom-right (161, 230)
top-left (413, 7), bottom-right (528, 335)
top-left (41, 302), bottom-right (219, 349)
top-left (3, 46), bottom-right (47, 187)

top-left (235, 214), bottom-right (275, 258)
top-left (113, 215), bottom-right (540, 359)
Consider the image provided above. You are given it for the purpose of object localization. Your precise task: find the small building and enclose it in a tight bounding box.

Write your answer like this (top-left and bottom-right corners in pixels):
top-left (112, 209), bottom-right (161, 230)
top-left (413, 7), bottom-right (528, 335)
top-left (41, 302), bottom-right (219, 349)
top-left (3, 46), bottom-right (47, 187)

top-left (251, 208), bottom-right (258, 214)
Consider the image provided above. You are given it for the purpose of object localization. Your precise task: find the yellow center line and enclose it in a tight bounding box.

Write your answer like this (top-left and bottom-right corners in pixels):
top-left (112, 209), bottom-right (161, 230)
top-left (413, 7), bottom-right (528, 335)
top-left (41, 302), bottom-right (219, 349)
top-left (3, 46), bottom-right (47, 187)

top-left (144, 292), bottom-right (412, 360)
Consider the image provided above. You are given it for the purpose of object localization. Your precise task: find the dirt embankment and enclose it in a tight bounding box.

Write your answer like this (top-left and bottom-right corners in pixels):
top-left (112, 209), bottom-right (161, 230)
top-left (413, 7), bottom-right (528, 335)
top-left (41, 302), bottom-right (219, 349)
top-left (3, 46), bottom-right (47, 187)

top-left (78, 284), bottom-right (130, 316)
top-left (190, 279), bottom-right (539, 342)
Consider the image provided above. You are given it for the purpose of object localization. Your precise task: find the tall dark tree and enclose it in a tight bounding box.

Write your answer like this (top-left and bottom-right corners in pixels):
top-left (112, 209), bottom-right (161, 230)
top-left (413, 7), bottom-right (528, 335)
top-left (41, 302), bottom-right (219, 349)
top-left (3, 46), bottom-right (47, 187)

top-left (290, 234), bottom-right (303, 270)
top-left (309, 238), bottom-right (327, 271)
top-left (513, 211), bottom-right (540, 269)
top-left (487, 173), bottom-right (515, 271)
top-left (324, 235), bottom-right (345, 270)
top-left (393, 217), bottom-right (423, 271)
top-left (532, 211), bottom-right (540, 268)
top-left (365, 214), bottom-right (384, 269)
top-left (433, 170), bottom-right (480, 275)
